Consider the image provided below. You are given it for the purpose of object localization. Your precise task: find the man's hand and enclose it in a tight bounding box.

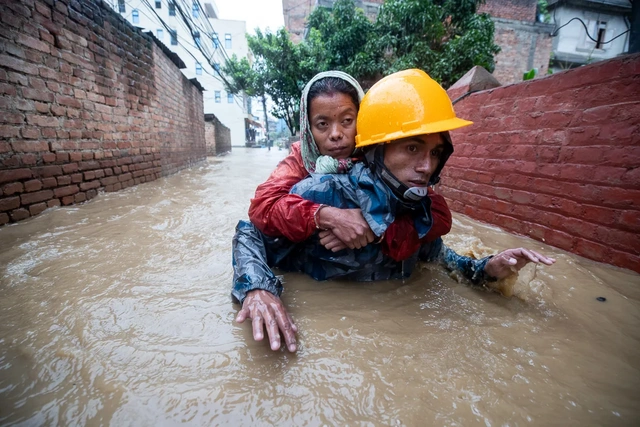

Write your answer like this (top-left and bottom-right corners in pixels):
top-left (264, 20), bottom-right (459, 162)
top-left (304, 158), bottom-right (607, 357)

top-left (484, 248), bottom-right (556, 279)
top-left (235, 290), bottom-right (298, 352)
top-left (316, 207), bottom-right (375, 249)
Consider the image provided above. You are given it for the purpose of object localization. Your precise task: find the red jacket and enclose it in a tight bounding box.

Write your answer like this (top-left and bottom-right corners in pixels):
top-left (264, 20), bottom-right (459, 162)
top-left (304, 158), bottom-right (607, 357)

top-left (248, 143), bottom-right (452, 261)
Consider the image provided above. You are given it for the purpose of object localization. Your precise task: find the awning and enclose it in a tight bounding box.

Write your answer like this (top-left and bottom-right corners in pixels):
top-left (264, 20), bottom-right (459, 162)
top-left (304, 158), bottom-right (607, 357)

top-left (245, 118), bottom-right (263, 128)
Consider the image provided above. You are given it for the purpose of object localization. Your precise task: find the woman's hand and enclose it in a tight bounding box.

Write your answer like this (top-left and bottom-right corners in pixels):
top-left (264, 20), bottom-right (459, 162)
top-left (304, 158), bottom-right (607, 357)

top-left (484, 248), bottom-right (556, 279)
top-left (235, 290), bottom-right (298, 352)
top-left (316, 207), bottom-right (375, 249)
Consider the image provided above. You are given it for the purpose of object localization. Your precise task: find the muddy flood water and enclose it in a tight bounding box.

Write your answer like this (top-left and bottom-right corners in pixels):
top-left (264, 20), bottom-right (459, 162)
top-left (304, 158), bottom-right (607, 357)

top-left (1, 148), bottom-right (639, 426)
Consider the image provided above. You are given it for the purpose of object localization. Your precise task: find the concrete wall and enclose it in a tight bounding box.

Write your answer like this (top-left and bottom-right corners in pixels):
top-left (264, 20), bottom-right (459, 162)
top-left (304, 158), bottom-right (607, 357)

top-left (443, 53), bottom-right (640, 273)
top-left (0, 0), bottom-right (206, 225)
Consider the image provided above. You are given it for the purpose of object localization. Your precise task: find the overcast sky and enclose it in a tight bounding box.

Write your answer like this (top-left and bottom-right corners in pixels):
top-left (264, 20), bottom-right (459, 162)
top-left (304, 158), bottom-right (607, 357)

top-left (214, 0), bottom-right (285, 34)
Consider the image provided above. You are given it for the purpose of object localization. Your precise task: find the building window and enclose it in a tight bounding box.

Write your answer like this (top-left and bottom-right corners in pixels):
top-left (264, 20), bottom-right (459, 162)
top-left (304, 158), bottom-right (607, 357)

top-left (157, 29), bottom-right (163, 39)
top-left (212, 33), bottom-right (219, 49)
top-left (194, 31), bottom-right (201, 48)
top-left (215, 91), bottom-right (221, 103)
top-left (227, 93), bottom-right (234, 103)
top-left (118, 0), bottom-right (125, 13)
top-left (192, 2), bottom-right (199, 18)
top-left (132, 9), bottom-right (139, 24)
top-left (225, 33), bottom-right (232, 49)
top-left (155, 0), bottom-right (161, 8)
top-left (213, 62), bottom-right (220, 72)
top-left (168, 1), bottom-right (176, 16)
top-left (196, 62), bottom-right (202, 75)
top-left (170, 29), bottom-right (177, 45)
top-left (594, 21), bottom-right (607, 49)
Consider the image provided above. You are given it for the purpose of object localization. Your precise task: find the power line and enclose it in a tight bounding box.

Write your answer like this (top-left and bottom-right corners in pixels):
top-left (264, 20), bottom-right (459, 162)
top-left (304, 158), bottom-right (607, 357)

top-left (550, 1), bottom-right (630, 45)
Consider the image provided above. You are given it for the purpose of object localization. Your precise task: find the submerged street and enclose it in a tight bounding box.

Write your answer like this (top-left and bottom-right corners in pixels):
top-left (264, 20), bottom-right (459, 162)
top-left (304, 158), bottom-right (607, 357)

top-left (0, 148), bottom-right (639, 425)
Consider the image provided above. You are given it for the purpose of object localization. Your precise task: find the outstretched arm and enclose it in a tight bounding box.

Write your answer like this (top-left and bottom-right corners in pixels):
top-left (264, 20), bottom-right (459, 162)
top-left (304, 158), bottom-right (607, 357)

top-left (236, 290), bottom-right (298, 353)
top-left (483, 248), bottom-right (555, 279)
top-left (421, 240), bottom-right (556, 285)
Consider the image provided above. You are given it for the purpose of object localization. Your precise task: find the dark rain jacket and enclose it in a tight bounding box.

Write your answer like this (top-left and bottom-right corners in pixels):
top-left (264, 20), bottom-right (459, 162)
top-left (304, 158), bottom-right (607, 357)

top-left (232, 164), bottom-right (494, 303)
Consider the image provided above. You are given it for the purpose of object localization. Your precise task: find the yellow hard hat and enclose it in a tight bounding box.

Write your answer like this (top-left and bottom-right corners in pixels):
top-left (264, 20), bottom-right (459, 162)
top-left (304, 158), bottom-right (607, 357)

top-left (355, 69), bottom-right (473, 148)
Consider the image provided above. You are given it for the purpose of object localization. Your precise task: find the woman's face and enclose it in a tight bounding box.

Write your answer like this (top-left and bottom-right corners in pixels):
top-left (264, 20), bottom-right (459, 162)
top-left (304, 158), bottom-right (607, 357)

top-left (308, 92), bottom-right (357, 159)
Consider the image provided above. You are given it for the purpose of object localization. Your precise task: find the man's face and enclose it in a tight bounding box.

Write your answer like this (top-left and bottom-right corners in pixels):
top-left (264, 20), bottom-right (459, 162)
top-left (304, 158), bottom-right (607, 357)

top-left (309, 92), bottom-right (357, 159)
top-left (383, 133), bottom-right (445, 187)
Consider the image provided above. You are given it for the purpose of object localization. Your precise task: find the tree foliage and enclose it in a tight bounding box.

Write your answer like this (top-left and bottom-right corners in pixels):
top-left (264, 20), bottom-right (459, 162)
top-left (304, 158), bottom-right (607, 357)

top-left (312, 0), bottom-right (500, 88)
top-left (222, 0), bottom-right (500, 134)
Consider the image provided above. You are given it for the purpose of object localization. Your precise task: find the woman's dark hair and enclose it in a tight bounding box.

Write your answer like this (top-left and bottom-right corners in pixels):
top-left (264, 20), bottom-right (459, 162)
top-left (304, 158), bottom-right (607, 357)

top-left (307, 77), bottom-right (360, 118)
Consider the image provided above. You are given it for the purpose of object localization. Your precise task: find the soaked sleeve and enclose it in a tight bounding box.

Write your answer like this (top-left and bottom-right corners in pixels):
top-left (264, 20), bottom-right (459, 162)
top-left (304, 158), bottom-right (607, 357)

top-left (422, 240), bottom-right (496, 285)
top-left (248, 143), bottom-right (320, 242)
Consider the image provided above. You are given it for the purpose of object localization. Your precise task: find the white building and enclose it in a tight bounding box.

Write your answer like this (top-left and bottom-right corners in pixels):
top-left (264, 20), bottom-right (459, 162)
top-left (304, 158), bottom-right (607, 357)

top-left (109, 0), bottom-right (250, 146)
top-left (548, 0), bottom-right (631, 71)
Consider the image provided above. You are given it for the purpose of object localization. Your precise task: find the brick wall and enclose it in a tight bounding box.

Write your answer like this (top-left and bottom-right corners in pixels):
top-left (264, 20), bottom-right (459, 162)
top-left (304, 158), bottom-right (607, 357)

top-left (443, 54), bottom-right (640, 273)
top-left (479, 0), bottom-right (538, 22)
top-left (204, 114), bottom-right (231, 155)
top-left (491, 18), bottom-right (553, 85)
top-left (0, 0), bottom-right (206, 225)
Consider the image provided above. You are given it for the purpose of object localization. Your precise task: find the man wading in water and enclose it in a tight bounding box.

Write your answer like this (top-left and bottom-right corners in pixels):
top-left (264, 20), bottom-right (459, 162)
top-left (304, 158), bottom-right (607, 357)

top-left (232, 69), bottom-right (555, 353)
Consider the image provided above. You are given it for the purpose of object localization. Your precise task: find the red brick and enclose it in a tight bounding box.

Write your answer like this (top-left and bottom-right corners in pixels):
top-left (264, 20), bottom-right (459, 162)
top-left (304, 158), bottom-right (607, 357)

top-left (22, 87), bottom-right (54, 102)
top-left (0, 125), bottom-right (21, 138)
top-left (0, 54), bottom-right (39, 75)
top-left (1, 113), bottom-right (25, 124)
top-left (53, 185), bottom-right (79, 198)
top-left (74, 192), bottom-right (86, 203)
top-left (11, 140), bottom-right (49, 152)
top-left (20, 127), bottom-right (40, 139)
top-left (0, 212), bottom-right (8, 225)
top-left (34, 165), bottom-right (62, 178)
top-left (2, 182), bottom-right (24, 195)
top-left (10, 208), bottom-right (30, 221)
top-left (17, 34), bottom-right (50, 53)
top-left (42, 177), bottom-right (57, 188)
top-left (47, 199), bottom-right (60, 208)
top-left (574, 239), bottom-right (610, 264)
top-left (0, 196), bottom-right (21, 212)
top-left (70, 173), bottom-right (82, 183)
top-left (56, 95), bottom-right (82, 109)
top-left (24, 179), bottom-right (43, 192)
top-left (0, 168), bottom-right (32, 184)
top-left (21, 189), bottom-right (52, 205)
top-left (80, 179), bottom-right (100, 191)
top-left (26, 114), bottom-right (59, 127)
top-left (57, 175), bottom-right (71, 186)
top-left (29, 202), bottom-right (47, 216)
top-left (61, 195), bottom-right (74, 205)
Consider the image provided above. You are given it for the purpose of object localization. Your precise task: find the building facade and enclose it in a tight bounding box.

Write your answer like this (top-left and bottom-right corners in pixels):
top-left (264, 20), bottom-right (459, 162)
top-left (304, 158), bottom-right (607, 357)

top-left (479, 0), bottom-right (554, 85)
top-left (283, 0), bottom-right (383, 43)
top-left (547, 0), bottom-right (631, 72)
top-left (109, 0), bottom-right (250, 147)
